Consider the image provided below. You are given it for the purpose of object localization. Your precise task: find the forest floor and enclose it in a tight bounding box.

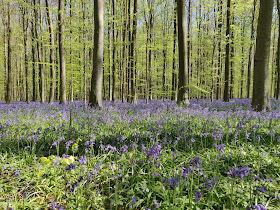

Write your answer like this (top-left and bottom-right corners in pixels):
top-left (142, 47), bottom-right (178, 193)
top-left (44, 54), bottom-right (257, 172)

top-left (0, 99), bottom-right (280, 209)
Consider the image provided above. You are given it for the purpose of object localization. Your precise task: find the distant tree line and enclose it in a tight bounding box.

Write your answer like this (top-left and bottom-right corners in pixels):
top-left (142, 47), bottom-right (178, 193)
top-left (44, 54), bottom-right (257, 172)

top-left (0, 0), bottom-right (277, 110)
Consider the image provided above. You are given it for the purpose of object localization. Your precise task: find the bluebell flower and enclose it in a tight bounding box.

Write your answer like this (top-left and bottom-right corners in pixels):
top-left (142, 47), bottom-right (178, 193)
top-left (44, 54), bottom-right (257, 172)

top-left (256, 186), bottom-right (267, 194)
top-left (195, 189), bottom-right (203, 203)
top-left (227, 166), bottom-right (249, 181)
top-left (153, 200), bottom-right (159, 208)
top-left (79, 155), bottom-right (87, 165)
top-left (14, 169), bottom-right (21, 176)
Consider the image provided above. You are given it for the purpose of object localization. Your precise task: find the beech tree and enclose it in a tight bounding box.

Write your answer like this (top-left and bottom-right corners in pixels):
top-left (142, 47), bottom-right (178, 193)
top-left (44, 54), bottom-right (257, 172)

top-left (176, 0), bottom-right (189, 105)
top-left (89, 0), bottom-right (104, 109)
top-left (58, 0), bottom-right (67, 104)
top-left (251, 0), bottom-right (274, 111)
top-left (223, 0), bottom-right (230, 102)
top-left (5, 1), bottom-right (12, 104)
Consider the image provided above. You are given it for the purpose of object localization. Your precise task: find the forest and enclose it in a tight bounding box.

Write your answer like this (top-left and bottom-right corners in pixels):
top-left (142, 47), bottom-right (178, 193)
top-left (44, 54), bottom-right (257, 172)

top-left (0, 0), bottom-right (280, 209)
top-left (0, 0), bottom-right (278, 108)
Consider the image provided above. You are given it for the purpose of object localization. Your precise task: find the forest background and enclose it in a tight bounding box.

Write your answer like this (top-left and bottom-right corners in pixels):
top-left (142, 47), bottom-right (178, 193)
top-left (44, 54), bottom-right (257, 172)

top-left (0, 0), bottom-right (277, 106)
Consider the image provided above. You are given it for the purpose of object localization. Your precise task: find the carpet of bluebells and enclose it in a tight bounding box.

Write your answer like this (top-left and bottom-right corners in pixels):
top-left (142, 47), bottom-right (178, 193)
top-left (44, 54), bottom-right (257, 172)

top-left (1, 99), bottom-right (280, 209)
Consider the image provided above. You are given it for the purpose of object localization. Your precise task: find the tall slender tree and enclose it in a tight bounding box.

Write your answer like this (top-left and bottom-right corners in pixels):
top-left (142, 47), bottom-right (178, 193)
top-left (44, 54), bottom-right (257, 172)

top-left (251, 0), bottom-right (274, 111)
top-left (46, 0), bottom-right (55, 103)
top-left (145, 0), bottom-right (154, 104)
top-left (216, 0), bottom-right (223, 100)
top-left (5, 1), bottom-right (12, 104)
top-left (171, 4), bottom-right (177, 101)
top-left (89, 0), bottom-right (104, 109)
top-left (33, 0), bottom-right (44, 103)
top-left (223, 0), bottom-right (230, 102)
top-left (276, 0), bottom-right (280, 99)
top-left (176, 0), bottom-right (189, 105)
top-left (112, 0), bottom-right (117, 102)
top-left (130, 0), bottom-right (138, 103)
top-left (247, 0), bottom-right (256, 98)
top-left (58, 0), bottom-right (67, 104)
top-left (21, 1), bottom-right (29, 103)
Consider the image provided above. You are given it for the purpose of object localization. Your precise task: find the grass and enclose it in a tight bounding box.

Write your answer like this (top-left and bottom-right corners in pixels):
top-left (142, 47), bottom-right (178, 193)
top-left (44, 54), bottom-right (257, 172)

top-left (0, 99), bottom-right (280, 209)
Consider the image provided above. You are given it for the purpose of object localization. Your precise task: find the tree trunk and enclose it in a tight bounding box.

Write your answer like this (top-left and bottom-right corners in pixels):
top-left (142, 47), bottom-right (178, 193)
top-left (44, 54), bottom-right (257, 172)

top-left (130, 0), bottom-right (138, 104)
top-left (22, 2), bottom-right (29, 103)
top-left (240, 19), bottom-right (245, 98)
top-left (216, 0), bottom-right (222, 100)
top-left (89, 0), bottom-right (104, 109)
top-left (58, 0), bottom-right (67, 104)
top-left (33, 0), bottom-right (44, 103)
top-left (171, 4), bottom-right (177, 101)
top-left (6, 1), bottom-right (12, 104)
top-left (276, 0), bottom-right (280, 99)
top-left (251, 0), bottom-right (273, 111)
top-left (187, 0), bottom-right (192, 99)
top-left (176, 0), bottom-right (189, 105)
top-left (31, 18), bottom-right (36, 102)
top-left (83, 0), bottom-right (87, 105)
top-left (145, 0), bottom-right (153, 104)
top-left (46, 0), bottom-right (55, 103)
top-left (108, 1), bottom-right (112, 101)
top-left (121, 0), bottom-right (128, 102)
top-left (247, 0), bottom-right (256, 98)
top-left (223, 0), bottom-right (230, 102)
top-left (69, 0), bottom-right (73, 102)
top-left (230, 13), bottom-right (235, 99)
top-left (112, 0), bottom-right (117, 102)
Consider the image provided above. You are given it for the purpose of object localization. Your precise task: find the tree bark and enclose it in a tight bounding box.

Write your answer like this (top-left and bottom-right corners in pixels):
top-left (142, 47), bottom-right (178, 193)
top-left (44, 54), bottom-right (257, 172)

top-left (33, 0), bottom-right (44, 103)
top-left (276, 0), bottom-right (280, 99)
top-left (108, 1), bottom-right (112, 101)
top-left (6, 1), bottom-right (12, 104)
top-left (46, 0), bottom-right (55, 103)
top-left (89, 0), bottom-right (104, 109)
top-left (22, 2), bottom-right (29, 103)
top-left (130, 0), bottom-right (138, 103)
top-left (247, 0), bottom-right (256, 98)
top-left (251, 0), bottom-right (273, 111)
top-left (31, 17), bottom-right (36, 102)
top-left (145, 0), bottom-right (154, 104)
top-left (83, 0), bottom-right (87, 105)
top-left (112, 0), bottom-right (117, 101)
top-left (171, 4), bottom-right (177, 101)
top-left (176, 0), bottom-right (189, 105)
top-left (58, 0), bottom-right (67, 104)
top-left (223, 0), bottom-right (230, 102)
top-left (187, 0), bottom-right (192, 99)
top-left (216, 0), bottom-right (222, 100)
top-left (230, 13), bottom-right (235, 99)
top-left (121, 0), bottom-right (128, 102)
top-left (240, 19), bottom-right (245, 98)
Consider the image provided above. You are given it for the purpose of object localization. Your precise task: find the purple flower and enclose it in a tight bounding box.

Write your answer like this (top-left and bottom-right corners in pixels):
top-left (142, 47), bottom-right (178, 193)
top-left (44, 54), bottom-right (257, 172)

top-left (265, 178), bottom-right (273, 183)
top-left (152, 172), bottom-right (158, 177)
top-left (65, 141), bottom-right (73, 149)
top-left (153, 200), bottom-right (159, 208)
top-left (131, 196), bottom-right (136, 208)
top-left (257, 186), bottom-right (267, 194)
top-left (250, 204), bottom-right (266, 210)
top-left (195, 189), bottom-right (203, 203)
top-left (204, 177), bottom-right (218, 191)
top-left (14, 169), bottom-right (21, 176)
top-left (63, 163), bottom-right (76, 171)
top-left (50, 198), bottom-right (64, 210)
top-left (162, 174), bottom-right (180, 190)
top-left (78, 155), bottom-right (87, 165)
top-left (181, 167), bottom-right (192, 180)
top-left (130, 158), bottom-right (135, 166)
top-left (227, 166), bottom-right (249, 181)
